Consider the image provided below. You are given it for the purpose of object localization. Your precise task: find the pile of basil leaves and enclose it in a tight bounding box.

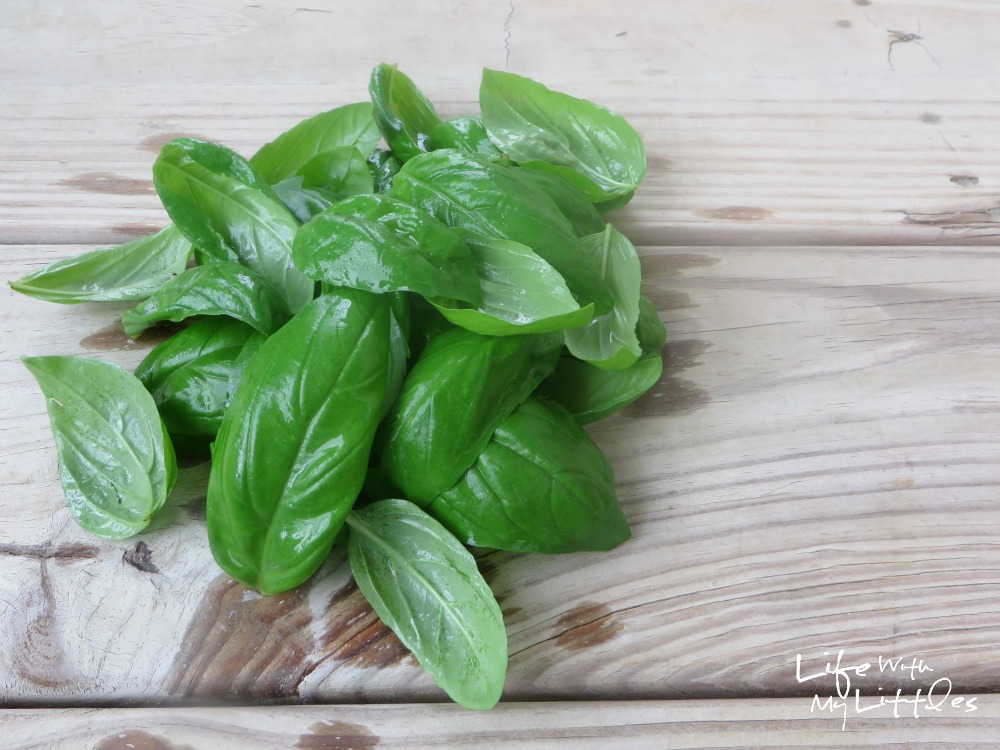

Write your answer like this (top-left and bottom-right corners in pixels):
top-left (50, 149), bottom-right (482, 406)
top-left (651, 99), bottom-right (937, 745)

top-left (14, 65), bottom-right (665, 709)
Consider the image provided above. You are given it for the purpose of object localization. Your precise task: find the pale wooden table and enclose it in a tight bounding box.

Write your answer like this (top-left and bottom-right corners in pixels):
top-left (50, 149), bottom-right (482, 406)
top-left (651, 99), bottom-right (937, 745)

top-left (2, 1), bottom-right (1000, 747)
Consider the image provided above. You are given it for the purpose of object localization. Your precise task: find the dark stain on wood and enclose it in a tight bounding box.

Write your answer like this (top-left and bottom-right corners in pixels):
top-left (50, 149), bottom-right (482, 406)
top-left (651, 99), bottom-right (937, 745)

top-left (316, 581), bottom-right (413, 671)
top-left (853, 0), bottom-right (871, 5)
top-left (625, 338), bottom-right (712, 417)
top-left (123, 541), bottom-right (160, 574)
top-left (10, 560), bottom-right (75, 687)
top-left (95, 730), bottom-right (194, 750)
top-left (0, 541), bottom-right (100, 560)
top-left (168, 573), bottom-right (418, 699)
top-left (112, 221), bottom-right (164, 238)
top-left (80, 319), bottom-right (183, 352)
top-left (836, 20), bottom-right (852, 28)
top-left (297, 721), bottom-right (380, 749)
top-left (554, 602), bottom-right (624, 651)
top-left (165, 574), bottom-right (316, 699)
top-left (61, 171), bottom-right (155, 196)
top-left (699, 206), bottom-right (774, 222)
top-left (919, 112), bottom-right (942, 125)
top-left (140, 132), bottom-right (210, 154)
top-left (641, 251), bottom-right (721, 278)
top-left (949, 175), bottom-right (980, 187)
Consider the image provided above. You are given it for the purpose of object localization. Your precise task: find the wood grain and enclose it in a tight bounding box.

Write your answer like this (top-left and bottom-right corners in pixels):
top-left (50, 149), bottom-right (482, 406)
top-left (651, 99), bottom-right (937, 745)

top-left (2, 697), bottom-right (999, 749)
top-left (2, 0), bottom-right (999, 247)
top-left (3, 243), bottom-right (999, 704)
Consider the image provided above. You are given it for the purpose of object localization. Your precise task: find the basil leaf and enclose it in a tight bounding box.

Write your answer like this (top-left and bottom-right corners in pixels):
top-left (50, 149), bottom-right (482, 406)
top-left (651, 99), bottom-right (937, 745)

top-left (430, 236), bottom-right (593, 335)
top-left (121, 262), bottom-right (290, 338)
top-left (22, 356), bottom-right (176, 539)
top-left (507, 168), bottom-right (604, 237)
top-left (382, 293), bottom-right (411, 419)
top-left (207, 290), bottom-right (390, 594)
top-left (430, 398), bottom-right (629, 552)
top-left (539, 355), bottom-right (663, 424)
top-left (153, 138), bottom-right (313, 314)
top-left (367, 149), bottom-right (401, 193)
top-left (296, 146), bottom-right (374, 194)
top-left (390, 150), bottom-right (613, 314)
top-left (347, 499), bottom-right (506, 710)
top-left (369, 63), bottom-right (444, 163)
top-left (293, 194), bottom-right (481, 305)
top-left (636, 294), bottom-right (667, 352)
top-left (135, 318), bottom-right (262, 445)
top-left (542, 294), bottom-right (665, 422)
top-left (10, 226), bottom-right (192, 304)
top-left (480, 68), bottom-right (646, 202)
top-left (377, 328), bottom-right (560, 506)
top-left (272, 179), bottom-right (340, 224)
top-left (249, 102), bottom-right (379, 184)
top-left (429, 116), bottom-right (502, 159)
top-left (564, 224), bottom-right (642, 370)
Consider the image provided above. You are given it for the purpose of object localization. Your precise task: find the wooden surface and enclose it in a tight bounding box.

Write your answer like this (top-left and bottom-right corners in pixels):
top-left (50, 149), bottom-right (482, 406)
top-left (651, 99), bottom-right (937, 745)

top-left (2, 0), bottom-right (999, 745)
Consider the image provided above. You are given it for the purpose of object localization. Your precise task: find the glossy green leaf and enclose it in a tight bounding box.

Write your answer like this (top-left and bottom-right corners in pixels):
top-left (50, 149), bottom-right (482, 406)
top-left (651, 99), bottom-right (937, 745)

top-left (367, 149), bottom-right (401, 193)
top-left (564, 224), bottom-right (642, 370)
top-left (153, 138), bottom-right (313, 313)
top-left (272, 180), bottom-right (340, 224)
top-left (507, 167), bottom-right (604, 237)
top-left (382, 293), bottom-right (411, 419)
top-left (347, 499), bottom-right (507, 709)
top-left (22, 356), bottom-right (176, 539)
top-left (377, 328), bottom-right (560, 506)
top-left (430, 398), bottom-right (629, 552)
top-left (249, 102), bottom-right (380, 184)
top-left (430, 236), bottom-right (593, 335)
top-left (10, 226), bottom-right (192, 304)
top-left (135, 318), bottom-right (263, 444)
top-left (121, 262), bottom-right (290, 338)
top-left (369, 63), bottom-right (444, 163)
top-left (539, 355), bottom-right (663, 424)
top-left (293, 194), bottom-right (481, 305)
top-left (207, 290), bottom-right (390, 594)
top-left (390, 150), bottom-right (613, 314)
top-left (480, 68), bottom-right (646, 202)
top-left (429, 116), bottom-right (503, 159)
top-left (296, 146), bottom-right (374, 194)
top-left (636, 294), bottom-right (667, 352)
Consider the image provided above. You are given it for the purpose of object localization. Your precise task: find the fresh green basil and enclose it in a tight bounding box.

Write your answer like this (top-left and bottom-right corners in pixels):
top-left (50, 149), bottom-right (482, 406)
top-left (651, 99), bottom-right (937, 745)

top-left (377, 328), bottom-right (560, 506)
top-left (539, 355), bottom-right (663, 424)
top-left (542, 294), bottom-right (665, 422)
top-left (429, 116), bottom-right (503, 159)
top-left (507, 167), bottom-right (604, 237)
top-left (430, 398), bottom-right (629, 552)
top-left (135, 318), bottom-right (263, 445)
top-left (206, 290), bottom-right (390, 594)
top-left (367, 149), bottom-right (401, 193)
top-left (369, 64), bottom-right (444, 163)
top-left (10, 226), bottom-right (192, 304)
top-left (122, 262), bottom-right (289, 338)
top-left (153, 138), bottom-right (314, 314)
top-left (430, 236), bottom-right (593, 335)
top-left (293, 194), bottom-right (481, 305)
top-left (22, 356), bottom-right (176, 539)
top-left (389, 149), bottom-right (613, 314)
top-left (249, 102), bottom-right (380, 184)
top-left (347, 499), bottom-right (506, 709)
top-left (479, 68), bottom-right (646, 203)
top-left (564, 224), bottom-right (642, 370)
top-left (637, 294), bottom-right (668, 352)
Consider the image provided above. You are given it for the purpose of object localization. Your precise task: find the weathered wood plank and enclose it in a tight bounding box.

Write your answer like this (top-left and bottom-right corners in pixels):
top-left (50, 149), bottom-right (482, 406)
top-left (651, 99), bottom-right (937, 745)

top-left (1, 0), bottom-right (999, 247)
top-left (3, 243), bottom-right (999, 703)
top-left (2, 697), bottom-right (999, 748)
